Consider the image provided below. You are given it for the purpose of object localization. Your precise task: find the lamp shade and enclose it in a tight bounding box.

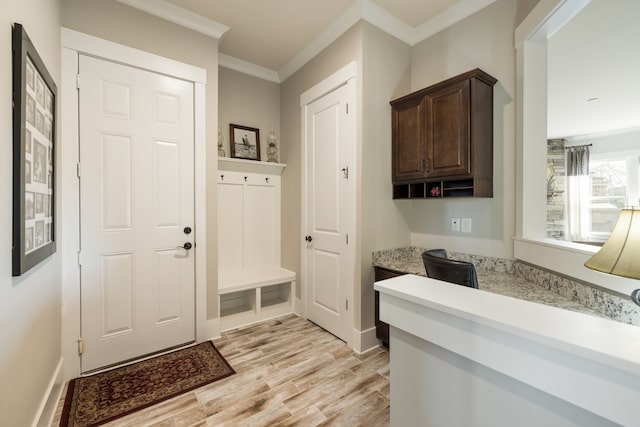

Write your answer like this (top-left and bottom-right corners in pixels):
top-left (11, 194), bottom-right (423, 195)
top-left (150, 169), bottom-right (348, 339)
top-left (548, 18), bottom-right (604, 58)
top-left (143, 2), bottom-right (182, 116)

top-left (584, 207), bottom-right (640, 279)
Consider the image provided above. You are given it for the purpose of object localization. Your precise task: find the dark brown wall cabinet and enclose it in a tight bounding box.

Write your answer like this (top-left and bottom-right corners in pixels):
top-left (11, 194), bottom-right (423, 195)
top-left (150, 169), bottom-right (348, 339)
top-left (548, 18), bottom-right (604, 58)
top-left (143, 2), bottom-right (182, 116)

top-left (391, 68), bottom-right (497, 199)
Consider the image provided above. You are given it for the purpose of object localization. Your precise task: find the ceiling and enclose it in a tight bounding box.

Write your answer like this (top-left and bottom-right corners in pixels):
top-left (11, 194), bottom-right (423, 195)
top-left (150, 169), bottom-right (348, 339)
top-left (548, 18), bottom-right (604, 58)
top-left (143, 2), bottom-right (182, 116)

top-left (158, 0), bottom-right (493, 80)
top-left (547, 0), bottom-right (640, 139)
top-left (119, 0), bottom-right (639, 140)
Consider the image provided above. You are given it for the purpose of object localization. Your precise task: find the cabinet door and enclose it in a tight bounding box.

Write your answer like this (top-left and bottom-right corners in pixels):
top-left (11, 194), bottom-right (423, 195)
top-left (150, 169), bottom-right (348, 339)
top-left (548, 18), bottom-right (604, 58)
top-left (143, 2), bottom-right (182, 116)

top-left (425, 79), bottom-right (471, 178)
top-left (392, 95), bottom-right (427, 183)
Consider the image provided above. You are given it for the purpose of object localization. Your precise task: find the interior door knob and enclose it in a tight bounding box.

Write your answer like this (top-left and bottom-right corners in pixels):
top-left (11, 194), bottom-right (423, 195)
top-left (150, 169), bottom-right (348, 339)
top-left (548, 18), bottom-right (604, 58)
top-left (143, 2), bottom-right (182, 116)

top-left (177, 242), bottom-right (192, 250)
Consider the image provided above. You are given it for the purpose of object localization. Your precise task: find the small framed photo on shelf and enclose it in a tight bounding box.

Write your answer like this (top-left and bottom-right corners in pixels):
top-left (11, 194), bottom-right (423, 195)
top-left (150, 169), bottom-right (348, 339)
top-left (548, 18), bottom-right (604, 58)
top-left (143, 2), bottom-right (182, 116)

top-left (12, 23), bottom-right (57, 276)
top-left (230, 124), bottom-right (260, 161)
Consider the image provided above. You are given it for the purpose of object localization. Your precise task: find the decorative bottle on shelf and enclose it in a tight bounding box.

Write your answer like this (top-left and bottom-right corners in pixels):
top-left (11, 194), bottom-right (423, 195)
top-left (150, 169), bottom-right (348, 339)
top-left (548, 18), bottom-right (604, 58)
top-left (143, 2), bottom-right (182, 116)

top-left (267, 127), bottom-right (278, 163)
top-left (217, 127), bottom-right (225, 157)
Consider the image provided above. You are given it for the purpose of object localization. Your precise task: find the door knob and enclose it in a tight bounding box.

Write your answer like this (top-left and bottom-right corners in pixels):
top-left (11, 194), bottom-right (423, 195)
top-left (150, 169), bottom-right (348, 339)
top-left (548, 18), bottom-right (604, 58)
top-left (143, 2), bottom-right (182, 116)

top-left (177, 242), bottom-right (193, 250)
top-left (305, 235), bottom-right (313, 242)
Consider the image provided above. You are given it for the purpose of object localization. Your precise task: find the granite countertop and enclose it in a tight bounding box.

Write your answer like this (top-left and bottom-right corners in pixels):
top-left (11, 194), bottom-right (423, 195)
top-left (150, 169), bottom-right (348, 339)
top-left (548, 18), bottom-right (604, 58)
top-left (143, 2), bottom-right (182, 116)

top-left (373, 247), bottom-right (606, 318)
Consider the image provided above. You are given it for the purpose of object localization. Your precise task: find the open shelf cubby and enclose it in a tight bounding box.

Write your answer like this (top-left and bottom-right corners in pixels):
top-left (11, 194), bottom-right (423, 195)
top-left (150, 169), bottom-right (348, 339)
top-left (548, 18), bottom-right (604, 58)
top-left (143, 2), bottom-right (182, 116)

top-left (261, 283), bottom-right (291, 309)
top-left (220, 289), bottom-right (256, 318)
top-left (218, 269), bottom-right (296, 331)
top-left (393, 177), bottom-right (490, 199)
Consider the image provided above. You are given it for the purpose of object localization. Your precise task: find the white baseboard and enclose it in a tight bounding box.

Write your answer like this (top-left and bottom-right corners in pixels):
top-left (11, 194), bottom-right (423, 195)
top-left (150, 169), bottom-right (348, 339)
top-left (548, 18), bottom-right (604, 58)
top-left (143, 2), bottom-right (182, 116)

top-left (206, 318), bottom-right (221, 341)
top-left (352, 326), bottom-right (381, 355)
top-left (34, 358), bottom-right (65, 427)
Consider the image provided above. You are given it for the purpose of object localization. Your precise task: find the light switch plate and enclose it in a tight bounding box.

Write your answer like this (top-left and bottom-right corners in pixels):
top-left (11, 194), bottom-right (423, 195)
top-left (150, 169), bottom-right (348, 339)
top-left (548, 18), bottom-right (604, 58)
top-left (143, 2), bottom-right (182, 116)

top-left (451, 218), bottom-right (460, 232)
top-left (462, 218), bottom-right (472, 233)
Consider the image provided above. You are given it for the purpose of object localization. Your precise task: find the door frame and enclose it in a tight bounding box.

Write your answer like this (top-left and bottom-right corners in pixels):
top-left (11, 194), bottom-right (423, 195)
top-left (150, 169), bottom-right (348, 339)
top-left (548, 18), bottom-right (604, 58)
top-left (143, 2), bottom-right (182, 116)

top-left (300, 61), bottom-right (357, 347)
top-left (60, 28), bottom-right (208, 379)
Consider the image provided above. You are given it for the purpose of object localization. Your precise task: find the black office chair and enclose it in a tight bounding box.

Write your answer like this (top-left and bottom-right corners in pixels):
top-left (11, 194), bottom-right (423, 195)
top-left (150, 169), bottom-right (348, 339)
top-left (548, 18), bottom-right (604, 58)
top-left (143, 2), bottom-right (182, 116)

top-left (422, 249), bottom-right (479, 289)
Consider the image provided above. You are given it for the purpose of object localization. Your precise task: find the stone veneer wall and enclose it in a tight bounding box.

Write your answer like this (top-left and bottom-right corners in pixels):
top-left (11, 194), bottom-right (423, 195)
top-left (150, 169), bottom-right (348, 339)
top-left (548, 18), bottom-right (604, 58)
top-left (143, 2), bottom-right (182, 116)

top-left (547, 138), bottom-right (566, 239)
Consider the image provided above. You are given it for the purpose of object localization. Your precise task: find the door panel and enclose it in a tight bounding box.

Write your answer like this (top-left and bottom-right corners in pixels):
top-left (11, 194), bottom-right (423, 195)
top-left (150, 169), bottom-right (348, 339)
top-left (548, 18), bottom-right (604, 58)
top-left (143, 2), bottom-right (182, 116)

top-left (100, 252), bottom-right (134, 336)
top-left (153, 139), bottom-right (180, 228)
top-left (79, 54), bottom-right (195, 372)
top-left (391, 96), bottom-right (427, 183)
top-left (305, 80), bottom-right (355, 342)
top-left (426, 80), bottom-right (471, 178)
top-left (154, 249), bottom-right (182, 323)
top-left (100, 133), bottom-right (133, 231)
top-left (312, 249), bottom-right (340, 312)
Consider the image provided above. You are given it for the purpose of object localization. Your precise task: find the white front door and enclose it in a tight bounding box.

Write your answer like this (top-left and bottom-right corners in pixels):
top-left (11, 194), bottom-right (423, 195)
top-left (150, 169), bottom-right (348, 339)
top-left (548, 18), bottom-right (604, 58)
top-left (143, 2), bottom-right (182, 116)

top-left (304, 79), bottom-right (356, 342)
top-left (79, 54), bottom-right (195, 372)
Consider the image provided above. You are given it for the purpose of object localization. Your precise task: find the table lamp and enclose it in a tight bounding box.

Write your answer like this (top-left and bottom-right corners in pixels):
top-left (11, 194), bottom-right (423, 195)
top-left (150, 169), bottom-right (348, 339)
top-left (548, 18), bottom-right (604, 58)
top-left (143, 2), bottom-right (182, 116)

top-left (584, 207), bottom-right (640, 305)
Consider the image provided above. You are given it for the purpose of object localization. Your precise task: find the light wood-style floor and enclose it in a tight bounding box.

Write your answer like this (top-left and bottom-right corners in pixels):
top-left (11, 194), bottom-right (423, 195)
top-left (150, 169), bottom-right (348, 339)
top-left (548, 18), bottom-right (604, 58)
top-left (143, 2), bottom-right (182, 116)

top-left (54, 314), bottom-right (390, 426)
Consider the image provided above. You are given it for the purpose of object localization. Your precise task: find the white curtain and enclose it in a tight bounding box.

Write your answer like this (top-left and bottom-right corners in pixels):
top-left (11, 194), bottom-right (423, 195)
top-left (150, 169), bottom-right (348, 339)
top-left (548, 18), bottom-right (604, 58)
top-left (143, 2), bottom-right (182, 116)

top-left (566, 145), bottom-right (590, 241)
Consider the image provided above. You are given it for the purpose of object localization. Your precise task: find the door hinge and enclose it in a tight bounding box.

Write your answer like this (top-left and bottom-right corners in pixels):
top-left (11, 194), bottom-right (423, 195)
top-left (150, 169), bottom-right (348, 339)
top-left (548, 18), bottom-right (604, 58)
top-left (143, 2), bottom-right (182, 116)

top-left (346, 299), bottom-right (349, 310)
top-left (77, 338), bottom-right (84, 355)
top-left (346, 103), bottom-right (349, 114)
top-left (77, 162), bottom-right (81, 178)
top-left (76, 73), bottom-right (81, 89)
top-left (346, 234), bottom-right (349, 245)
top-left (77, 251), bottom-right (82, 266)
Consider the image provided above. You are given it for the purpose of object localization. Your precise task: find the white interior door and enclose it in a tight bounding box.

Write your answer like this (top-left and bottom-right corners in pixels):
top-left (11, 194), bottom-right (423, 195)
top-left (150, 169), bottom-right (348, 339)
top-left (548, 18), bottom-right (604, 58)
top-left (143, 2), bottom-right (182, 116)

top-left (79, 54), bottom-right (195, 372)
top-left (304, 79), bottom-right (356, 342)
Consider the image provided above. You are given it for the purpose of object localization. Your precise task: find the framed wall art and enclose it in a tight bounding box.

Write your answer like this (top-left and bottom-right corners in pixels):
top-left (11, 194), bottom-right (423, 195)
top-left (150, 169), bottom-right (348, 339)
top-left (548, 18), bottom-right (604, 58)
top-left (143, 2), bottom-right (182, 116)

top-left (230, 124), bottom-right (260, 161)
top-left (12, 23), bottom-right (57, 276)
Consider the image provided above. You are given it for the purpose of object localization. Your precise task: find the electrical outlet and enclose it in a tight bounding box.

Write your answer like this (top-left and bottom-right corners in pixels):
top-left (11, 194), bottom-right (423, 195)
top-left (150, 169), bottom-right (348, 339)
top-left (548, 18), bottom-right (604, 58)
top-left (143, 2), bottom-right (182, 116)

top-left (462, 218), bottom-right (472, 233)
top-left (451, 218), bottom-right (460, 232)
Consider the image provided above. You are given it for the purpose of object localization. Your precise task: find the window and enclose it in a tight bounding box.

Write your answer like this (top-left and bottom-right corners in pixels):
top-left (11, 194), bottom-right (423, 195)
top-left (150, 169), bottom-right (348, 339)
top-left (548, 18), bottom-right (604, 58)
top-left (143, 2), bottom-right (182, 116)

top-left (547, 145), bottom-right (640, 244)
top-left (588, 157), bottom-right (634, 242)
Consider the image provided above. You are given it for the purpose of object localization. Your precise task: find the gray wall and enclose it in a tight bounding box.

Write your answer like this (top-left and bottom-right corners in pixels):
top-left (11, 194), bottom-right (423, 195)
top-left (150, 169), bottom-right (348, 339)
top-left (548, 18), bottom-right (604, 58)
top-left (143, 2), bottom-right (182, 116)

top-left (62, 0), bottom-right (220, 319)
top-left (405, 0), bottom-right (520, 258)
top-left (360, 23), bottom-right (412, 329)
top-left (218, 67), bottom-right (280, 162)
top-left (278, 22), bottom-right (414, 332)
top-left (0, 3), bottom-right (62, 426)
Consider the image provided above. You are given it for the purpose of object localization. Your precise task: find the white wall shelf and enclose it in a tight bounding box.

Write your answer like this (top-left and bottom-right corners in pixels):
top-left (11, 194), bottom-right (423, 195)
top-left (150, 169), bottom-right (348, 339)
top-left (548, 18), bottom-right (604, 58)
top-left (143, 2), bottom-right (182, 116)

top-left (218, 157), bottom-right (286, 175)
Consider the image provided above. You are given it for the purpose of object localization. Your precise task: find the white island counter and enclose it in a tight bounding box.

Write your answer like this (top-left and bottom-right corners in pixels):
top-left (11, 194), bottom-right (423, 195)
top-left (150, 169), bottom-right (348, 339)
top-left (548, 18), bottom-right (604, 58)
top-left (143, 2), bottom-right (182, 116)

top-left (375, 274), bottom-right (640, 427)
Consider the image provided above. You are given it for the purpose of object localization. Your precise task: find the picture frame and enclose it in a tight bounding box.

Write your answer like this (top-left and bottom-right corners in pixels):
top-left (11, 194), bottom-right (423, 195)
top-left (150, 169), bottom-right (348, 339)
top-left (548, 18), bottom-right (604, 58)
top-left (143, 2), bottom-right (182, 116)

top-left (230, 124), bottom-right (260, 161)
top-left (12, 23), bottom-right (57, 276)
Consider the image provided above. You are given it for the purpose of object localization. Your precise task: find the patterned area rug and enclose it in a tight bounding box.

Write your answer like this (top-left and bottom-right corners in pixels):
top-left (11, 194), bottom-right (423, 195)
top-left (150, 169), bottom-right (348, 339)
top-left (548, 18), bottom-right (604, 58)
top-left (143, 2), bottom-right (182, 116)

top-left (60, 341), bottom-right (235, 427)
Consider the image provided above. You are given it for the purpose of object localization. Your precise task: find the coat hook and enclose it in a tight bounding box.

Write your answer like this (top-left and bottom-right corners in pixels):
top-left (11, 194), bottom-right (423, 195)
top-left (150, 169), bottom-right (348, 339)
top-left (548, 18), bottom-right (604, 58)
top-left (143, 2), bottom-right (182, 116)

top-left (265, 177), bottom-right (270, 183)
top-left (220, 174), bottom-right (224, 181)
top-left (244, 176), bottom-right (248, 182)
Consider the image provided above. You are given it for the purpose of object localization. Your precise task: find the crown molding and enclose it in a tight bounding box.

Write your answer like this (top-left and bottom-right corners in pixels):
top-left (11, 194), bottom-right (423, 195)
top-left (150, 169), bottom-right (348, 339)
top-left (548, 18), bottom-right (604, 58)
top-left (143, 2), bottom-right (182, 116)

top-left (219, 54), bottom-right (280, 83)
top-left (278, 0), bottom-right (497, 82)
top-left (116, 0), bottom-right (229, 40)
top-left (118, 0), bottom-right (497, 83)
top-left (278, 0), bottom-right (363, 82)
top-left (360, 0), bottom-right (414, 45)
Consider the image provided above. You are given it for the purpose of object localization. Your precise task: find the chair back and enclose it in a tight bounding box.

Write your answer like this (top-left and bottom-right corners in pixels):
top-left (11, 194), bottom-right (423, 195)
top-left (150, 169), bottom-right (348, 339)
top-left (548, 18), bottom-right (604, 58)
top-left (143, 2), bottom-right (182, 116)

top-left (422, 249), bottom-right (479, 289)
